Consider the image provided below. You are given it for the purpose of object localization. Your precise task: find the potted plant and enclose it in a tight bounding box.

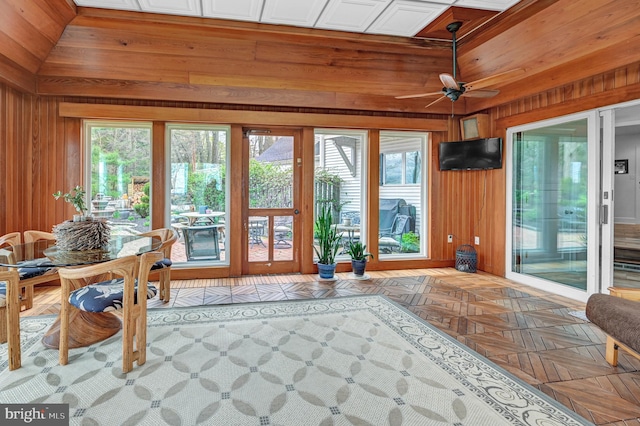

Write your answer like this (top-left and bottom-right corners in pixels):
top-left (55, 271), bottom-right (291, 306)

top-left (313, 205), bottom-right (343, 279)
top-left (345, 241), bottom-right (374, 277)
top-left (53, 185), bottom-right (89, 222)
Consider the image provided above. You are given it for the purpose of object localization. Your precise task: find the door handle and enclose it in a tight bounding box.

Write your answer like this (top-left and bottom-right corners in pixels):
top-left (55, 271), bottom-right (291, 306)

top-left (600, 205), bottom-right (608, 225)
top-left (294, 209), bottom-right (300, 214)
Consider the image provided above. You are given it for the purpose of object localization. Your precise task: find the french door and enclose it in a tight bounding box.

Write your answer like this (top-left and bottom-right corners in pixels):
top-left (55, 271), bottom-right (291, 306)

top-left (242, 128), bottom-right (301, 275)
top-left (506, 111), bottom-right (599, 302)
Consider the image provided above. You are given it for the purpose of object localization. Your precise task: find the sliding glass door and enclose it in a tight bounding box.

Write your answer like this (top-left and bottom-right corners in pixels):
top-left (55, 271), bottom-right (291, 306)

top-left (506, 112), bottom-right (599, 301)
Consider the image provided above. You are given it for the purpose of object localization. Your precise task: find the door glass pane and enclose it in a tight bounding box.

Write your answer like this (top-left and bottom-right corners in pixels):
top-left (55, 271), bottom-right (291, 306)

top-left (249, 136), bottom-right (293, 209)
top-left (379, 131), bottom-right (427, 257)
top-left (274, 215), bottom-right (294, 261)
top-left (87, 123), bottom-right (152, 234)
top-left (247, 215), bottom-right (295, 263)
top-left (246, 135), bottom-right (296, 265)
top-left (169, 126), bottom-right (228, 265)
top-left (512, 119), bottom-right (588, 289)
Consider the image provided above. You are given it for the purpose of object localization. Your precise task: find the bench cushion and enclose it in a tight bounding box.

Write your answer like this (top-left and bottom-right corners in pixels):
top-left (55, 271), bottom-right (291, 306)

top-left (586, 293), bottom-right (640, 353)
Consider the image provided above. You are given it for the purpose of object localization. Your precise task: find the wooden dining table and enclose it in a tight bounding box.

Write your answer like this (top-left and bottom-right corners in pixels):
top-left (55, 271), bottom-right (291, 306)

top-left (0, 234), bottom-right (162, 349)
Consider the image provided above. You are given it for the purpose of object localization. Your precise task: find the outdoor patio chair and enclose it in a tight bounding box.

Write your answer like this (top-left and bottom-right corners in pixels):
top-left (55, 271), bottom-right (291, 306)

top-left (183, 225), bottom-right (221, 261)
top-left (379, 214), bottom-right (410, 253)
top-left (274, 225), bottom-right (292, 248)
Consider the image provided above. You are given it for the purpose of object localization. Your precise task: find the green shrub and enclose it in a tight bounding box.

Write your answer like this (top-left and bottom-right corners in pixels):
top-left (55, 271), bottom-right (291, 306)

top-left (133, 183), bottom-right (150, 218)
top-left (401, 232), bottom-right (420, 253)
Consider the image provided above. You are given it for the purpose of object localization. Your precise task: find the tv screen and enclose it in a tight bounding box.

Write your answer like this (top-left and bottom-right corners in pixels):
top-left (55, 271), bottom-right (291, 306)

top-left (438, 138), bottom-right (503, 171)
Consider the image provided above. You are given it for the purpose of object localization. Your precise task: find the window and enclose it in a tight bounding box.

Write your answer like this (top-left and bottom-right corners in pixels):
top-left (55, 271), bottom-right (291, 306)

top-left (383, 153), bottom-right (402, 185)
top-left (314, 129), bottom-right (367, 260)
top-left (379, 131), bottom-right (427, 257)
top-left (381, 151), bottom-right (421, 185)
top-left (85, 121), bottom-right (152, 233)
top-left (168, 125), bottom-right (229, 265)
top-left (405, 151), bottom-right (422, 184)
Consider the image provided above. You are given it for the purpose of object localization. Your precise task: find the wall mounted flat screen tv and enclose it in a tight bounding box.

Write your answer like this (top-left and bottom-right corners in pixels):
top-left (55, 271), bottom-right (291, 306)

top-left (438, 137), bottom-right (503, 171)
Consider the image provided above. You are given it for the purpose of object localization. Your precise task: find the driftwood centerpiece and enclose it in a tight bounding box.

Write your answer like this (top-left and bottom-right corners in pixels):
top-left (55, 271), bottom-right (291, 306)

top-left (53, 218), bottom-right (110, 251)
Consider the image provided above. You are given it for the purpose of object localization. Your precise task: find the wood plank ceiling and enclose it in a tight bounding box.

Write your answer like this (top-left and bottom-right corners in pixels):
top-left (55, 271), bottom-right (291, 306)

top-left (1, 0), bottom-right (640, 115)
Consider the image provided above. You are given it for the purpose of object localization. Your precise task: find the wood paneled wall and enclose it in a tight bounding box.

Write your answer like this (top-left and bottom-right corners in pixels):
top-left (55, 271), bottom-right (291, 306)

top-left (3, 1), bottom-right (640, 277)
top-left (3, 59), bottom-right (640, 277)
top-left (0, 87), bottom-right (83, 234)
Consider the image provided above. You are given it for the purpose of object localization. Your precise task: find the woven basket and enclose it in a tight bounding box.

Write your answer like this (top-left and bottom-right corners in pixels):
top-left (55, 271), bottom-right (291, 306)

top-left (455, 244), bottom-right (477, 273)
top-left (52, 218), bottom-right (110, 251)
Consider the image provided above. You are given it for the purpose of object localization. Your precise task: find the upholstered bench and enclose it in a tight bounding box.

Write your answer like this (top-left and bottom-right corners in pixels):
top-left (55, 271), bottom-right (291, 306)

top-left (586, 292), bottom-right (640, 366)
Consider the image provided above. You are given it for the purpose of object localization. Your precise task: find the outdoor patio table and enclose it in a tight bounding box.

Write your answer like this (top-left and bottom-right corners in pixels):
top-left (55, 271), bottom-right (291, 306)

top-left (333, 223), bottom-right (360, 242)
top-left (249, 216), bottom-right (268, 247)
top-left (179, 211), bottom-right (225, 226)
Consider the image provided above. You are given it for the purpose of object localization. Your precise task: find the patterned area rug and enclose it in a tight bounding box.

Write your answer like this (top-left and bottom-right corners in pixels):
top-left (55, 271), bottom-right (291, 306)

top-left (0, 295), bottom-right (591, 425)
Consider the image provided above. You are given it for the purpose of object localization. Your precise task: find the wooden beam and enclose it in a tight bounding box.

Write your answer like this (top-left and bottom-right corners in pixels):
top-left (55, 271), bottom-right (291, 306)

top-left (58, 102), bottom-right (448, 131)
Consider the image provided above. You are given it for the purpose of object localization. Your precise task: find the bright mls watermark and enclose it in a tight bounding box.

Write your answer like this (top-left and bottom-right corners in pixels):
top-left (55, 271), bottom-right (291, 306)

top-left (1, 404), bottom-right (68, 425)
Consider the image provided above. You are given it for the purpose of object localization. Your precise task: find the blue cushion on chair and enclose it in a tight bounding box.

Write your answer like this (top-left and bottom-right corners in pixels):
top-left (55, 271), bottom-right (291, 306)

top-left (0, 282), bottom-right (6, 307)
top-left (17, 259), bottom-right (55, 279)
top-left (68, 278), bottom-right (158, 313)
top-left (18, 266), bottom-right (53, 280)
top-left (0, 281), bottom-right (25, 307)
top-left (150, 258), bottom-right (172, 271)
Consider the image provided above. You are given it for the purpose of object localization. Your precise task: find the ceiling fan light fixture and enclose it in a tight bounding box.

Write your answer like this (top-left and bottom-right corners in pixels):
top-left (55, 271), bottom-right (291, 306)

top-left (395, 21), bottom-right (524, 110)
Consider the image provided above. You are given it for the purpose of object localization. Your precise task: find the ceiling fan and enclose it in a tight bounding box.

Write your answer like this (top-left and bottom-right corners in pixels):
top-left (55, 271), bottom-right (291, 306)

top-left (396, 21), bottom-right (524, 109)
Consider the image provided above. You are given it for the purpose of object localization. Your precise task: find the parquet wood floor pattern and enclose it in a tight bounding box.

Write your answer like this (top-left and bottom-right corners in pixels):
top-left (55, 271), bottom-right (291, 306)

top-left (21, 267), bottom-right (640, 425)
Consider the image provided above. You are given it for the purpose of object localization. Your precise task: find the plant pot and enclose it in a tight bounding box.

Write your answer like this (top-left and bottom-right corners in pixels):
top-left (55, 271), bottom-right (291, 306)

top-left (317, 262), bottom-right (336, 279)
top-left (351, 259), bottom-right (367, 277)
top-left (73, 214), bottom-right (92, 222)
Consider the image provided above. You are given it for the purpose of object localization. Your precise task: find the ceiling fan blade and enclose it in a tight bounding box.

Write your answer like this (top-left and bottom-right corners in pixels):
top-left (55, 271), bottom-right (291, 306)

top-left (462, 89), bottom-right (499, 98)
top-left (440, 73), bottom-right (459, 90)
top-left (395, 91), bottom-right (443, 100)
top-left (464, 68), bottom-right (525, 91)
top-left (424, 95), bottom-right (448, 109)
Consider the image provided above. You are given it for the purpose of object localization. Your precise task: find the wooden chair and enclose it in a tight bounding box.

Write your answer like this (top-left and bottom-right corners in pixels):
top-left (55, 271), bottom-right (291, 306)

top-left (140, 228), bottom-right (178, 302)
top-left (20, 230), bottom-right (58, 309)
top-left (58, 251), bottom-right (163, 373)
top-left (0, 232), bottom-right (56, 311)
top-left (0, 232), bottom-right (22, 263)
top-left (0, 269), bottom-right (22, 370)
